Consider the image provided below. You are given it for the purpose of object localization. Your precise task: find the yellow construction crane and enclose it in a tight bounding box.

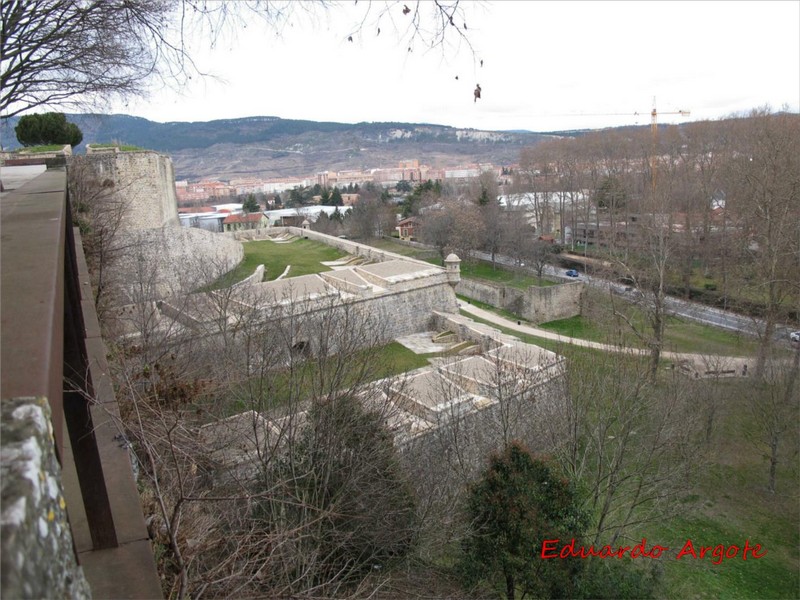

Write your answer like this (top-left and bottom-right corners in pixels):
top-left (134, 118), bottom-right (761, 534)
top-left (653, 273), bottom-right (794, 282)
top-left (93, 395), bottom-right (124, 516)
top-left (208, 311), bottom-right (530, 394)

top-left (648, 98), bottom-right (691, 191)
top-left (649, 97), bottom-right (691, 143)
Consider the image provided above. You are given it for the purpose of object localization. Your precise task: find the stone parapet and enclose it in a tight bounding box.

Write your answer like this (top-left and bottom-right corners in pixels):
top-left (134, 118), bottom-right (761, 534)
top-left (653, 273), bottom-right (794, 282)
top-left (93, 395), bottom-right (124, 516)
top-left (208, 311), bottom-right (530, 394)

top-left (1, 397), bottom-right (91, 599)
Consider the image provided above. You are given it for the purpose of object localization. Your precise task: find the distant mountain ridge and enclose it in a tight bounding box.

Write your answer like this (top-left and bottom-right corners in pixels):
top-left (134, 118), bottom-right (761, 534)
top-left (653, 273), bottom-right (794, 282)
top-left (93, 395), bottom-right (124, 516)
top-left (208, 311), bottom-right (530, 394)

top-left (1, 113), bottom-right (563, 180)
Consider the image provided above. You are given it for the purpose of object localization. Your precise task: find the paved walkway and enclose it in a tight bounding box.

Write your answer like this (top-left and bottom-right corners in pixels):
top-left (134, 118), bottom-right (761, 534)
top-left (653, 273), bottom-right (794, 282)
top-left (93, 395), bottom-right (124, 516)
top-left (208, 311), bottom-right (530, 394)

top-left (458, 302), bottom-right (754, 378)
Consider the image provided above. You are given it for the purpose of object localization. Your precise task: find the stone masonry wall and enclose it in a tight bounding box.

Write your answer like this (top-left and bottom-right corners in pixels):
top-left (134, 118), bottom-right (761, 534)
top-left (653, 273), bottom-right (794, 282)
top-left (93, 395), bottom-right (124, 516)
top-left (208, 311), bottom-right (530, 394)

top-left (457, 278), bottom-right (583, 324)
top-left (1, 397), bottom-right (91, 599)
top-left (524, 281), bottom-right (583, 323)
top-left (112, 227), bottom-right (243, 303)
top-left (80, 151), bottom-right (179, 230)
top-left (285, 281), bottom-right (459, 353)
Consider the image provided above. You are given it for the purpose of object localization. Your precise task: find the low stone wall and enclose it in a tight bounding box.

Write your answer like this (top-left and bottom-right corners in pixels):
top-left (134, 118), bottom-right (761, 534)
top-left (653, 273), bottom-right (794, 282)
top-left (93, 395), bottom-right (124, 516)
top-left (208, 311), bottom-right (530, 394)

top-left (233, 264), bottom-right (265, 287)
top-left (525, 281), bottom-right (583, 323)
top-left (456, 278), bottom-right (583, 324)
top-left (1, 397), bottom-right (91, 599)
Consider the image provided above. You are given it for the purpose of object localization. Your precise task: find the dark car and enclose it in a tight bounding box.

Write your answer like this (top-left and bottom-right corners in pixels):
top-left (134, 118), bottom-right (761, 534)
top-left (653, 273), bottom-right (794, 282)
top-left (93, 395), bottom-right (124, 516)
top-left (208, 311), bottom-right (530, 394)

top-left (565, 269), bottom-right (579, 278)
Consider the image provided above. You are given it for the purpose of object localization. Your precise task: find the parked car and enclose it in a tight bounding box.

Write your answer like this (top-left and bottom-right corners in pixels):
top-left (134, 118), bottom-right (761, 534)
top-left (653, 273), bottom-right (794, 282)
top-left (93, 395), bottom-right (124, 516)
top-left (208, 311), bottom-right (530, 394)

top-left (790, 331), bottom-right (800, 347)
top-left (565, 269), bottom-right (579, 278)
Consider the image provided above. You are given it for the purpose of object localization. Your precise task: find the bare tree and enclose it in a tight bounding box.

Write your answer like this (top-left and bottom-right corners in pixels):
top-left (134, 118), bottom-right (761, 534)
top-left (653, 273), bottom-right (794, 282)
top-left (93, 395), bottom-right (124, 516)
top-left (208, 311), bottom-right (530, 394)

top-left (346, 195), bottom-right (394, 240)
top-left (68, 155), bottom-right (150, 319)
top-left (722, 109), bottom-right (800, 376)
top-left (2, 0), bottom-right (477, 117)
top-left (745, 348), bottom-right (800, 494)
top-left (2, 0), bottom-right (176, 116)
top-left (547, 348), bottom-right (702, 546)
top-left (526, 239), bottom-right (556, 284)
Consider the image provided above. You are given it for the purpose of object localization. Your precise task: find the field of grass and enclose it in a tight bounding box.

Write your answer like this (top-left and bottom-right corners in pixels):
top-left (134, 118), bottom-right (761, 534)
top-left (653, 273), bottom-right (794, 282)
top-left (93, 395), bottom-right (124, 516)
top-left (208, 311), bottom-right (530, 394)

top-left (536, 288), bottom-right (762, 356)
top-left (644, 377), bottom-right (799, 600)
top-left (15, 144), bottom-right (65, 153)
top-left (459, 260), bottom-right (557, 288)
top-left (218, 341), bottom-right (438, 417)
top-left (222, 238), bottom-right (348, 285)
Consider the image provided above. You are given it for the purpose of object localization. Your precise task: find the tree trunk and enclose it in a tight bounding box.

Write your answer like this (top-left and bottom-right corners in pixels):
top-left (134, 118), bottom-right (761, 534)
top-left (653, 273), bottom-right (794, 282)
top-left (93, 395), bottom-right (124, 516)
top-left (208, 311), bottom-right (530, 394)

top-left (768, 433), bottom-right (778, 494)
top-left (505, 573), bottom-right (515, 600)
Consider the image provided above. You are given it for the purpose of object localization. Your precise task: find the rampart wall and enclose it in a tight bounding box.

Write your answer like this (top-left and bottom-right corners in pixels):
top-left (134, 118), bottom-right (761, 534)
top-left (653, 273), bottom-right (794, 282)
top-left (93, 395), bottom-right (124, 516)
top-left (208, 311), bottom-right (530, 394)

top-left (113, 226), bottom-right (243, 303)
top-left (81, 150), bottom-right (179, 230)
top-left (456, 278), bottom-right (583, 324)
top-left (290, 282), bottom-right (459, 349)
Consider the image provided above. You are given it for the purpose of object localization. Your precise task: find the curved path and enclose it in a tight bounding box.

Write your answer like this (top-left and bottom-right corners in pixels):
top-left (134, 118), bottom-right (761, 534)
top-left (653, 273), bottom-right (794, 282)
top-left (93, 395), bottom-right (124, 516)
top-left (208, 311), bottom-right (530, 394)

top-left (458, 302), bottom-right (755, 378)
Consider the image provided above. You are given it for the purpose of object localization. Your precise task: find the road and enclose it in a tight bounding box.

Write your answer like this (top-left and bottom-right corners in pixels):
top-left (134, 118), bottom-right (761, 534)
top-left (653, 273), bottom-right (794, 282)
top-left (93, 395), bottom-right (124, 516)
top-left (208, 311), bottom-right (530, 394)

top-left (457, 301), bottom-right (756, 378)
top-left (471, 250), bottom-right (796, 343)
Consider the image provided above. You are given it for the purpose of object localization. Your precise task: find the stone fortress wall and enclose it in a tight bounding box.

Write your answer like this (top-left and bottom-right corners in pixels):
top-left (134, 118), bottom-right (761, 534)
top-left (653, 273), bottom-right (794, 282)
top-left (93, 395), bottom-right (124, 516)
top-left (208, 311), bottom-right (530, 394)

top-left (78, 149), bottom-right (244, 302)
top-left (456, 277), bottom-right (583, 324)
top-left (84, 147), bottom-right (180, 229)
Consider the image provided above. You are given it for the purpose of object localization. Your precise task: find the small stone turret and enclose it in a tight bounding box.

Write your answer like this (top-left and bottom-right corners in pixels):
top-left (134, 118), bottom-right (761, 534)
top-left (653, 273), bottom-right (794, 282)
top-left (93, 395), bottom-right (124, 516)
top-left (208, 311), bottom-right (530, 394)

top-left (444, 253), bottom-right (461, 288)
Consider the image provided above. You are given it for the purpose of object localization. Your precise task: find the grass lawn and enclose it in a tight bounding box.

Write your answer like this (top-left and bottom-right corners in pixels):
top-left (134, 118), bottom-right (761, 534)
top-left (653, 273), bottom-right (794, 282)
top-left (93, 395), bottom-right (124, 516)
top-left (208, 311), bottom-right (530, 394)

top-left (218, 238), bottom-right (349, 287)
top-left (538, 288), bottom-right (762, 357)
top-left (216, 341), bottom-right (440, 417)
top-left (362, 237), bottom-right (438, 261)
top-left (459, 260), bottom-right (557, 288)
top-left (16, 144), bottom-right (66, 153)
top-left (642, 377), bottom-right (800, 600)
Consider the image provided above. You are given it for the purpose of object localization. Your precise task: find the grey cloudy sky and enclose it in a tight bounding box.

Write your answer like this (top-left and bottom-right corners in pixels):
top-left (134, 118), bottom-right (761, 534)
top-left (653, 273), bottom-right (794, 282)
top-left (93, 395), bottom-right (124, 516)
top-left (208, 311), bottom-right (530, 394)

top-left (117, 1), bottom-right (800, 132)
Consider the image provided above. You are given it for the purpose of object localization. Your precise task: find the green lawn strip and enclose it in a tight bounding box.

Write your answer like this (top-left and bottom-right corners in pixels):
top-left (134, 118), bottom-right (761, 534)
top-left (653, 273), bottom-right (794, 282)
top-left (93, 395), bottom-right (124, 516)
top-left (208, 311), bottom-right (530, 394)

top-left (534, 287), bottom-right (760, 357)
top-left (457, 260), bottom-right (556, 288)
top-left (537, 314), bottom-right (609, 342)
top-left (16, 144), bottom-right (65, 153)
top-left (457, 306), bottom-right (602, 359)
top-left (88, 143), bottom-right (146, 151)
top-left (662, 316), bottom-right (760, 356)
top-left (211, 238), bottom-right (349, 288)
top-left (362, 238), bottom-right (438, 261)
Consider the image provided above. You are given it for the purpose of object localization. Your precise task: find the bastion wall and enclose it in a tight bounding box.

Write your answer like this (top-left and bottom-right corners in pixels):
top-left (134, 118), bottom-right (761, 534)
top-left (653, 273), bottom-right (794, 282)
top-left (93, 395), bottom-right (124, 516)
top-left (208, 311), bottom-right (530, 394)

top-left (82, 149), bottom-right (179, 229)
top-left (77, 151), bottom-right (243, 303)
top-left (456, 277), bottom-right (583, 324)
top-left (113, 226), bottom-right (244, 303)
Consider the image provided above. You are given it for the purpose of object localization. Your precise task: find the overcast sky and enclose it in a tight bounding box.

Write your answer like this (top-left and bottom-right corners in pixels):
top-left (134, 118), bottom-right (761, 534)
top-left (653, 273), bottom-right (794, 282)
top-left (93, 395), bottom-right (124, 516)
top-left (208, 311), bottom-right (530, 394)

top-left (116, 1), bottom-right (800, 132)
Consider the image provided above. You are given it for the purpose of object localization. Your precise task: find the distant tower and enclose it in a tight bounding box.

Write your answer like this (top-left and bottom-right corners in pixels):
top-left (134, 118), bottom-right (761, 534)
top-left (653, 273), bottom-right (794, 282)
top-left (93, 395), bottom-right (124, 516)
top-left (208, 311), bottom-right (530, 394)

top-left (444, 253), bottom-right (461, 288)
